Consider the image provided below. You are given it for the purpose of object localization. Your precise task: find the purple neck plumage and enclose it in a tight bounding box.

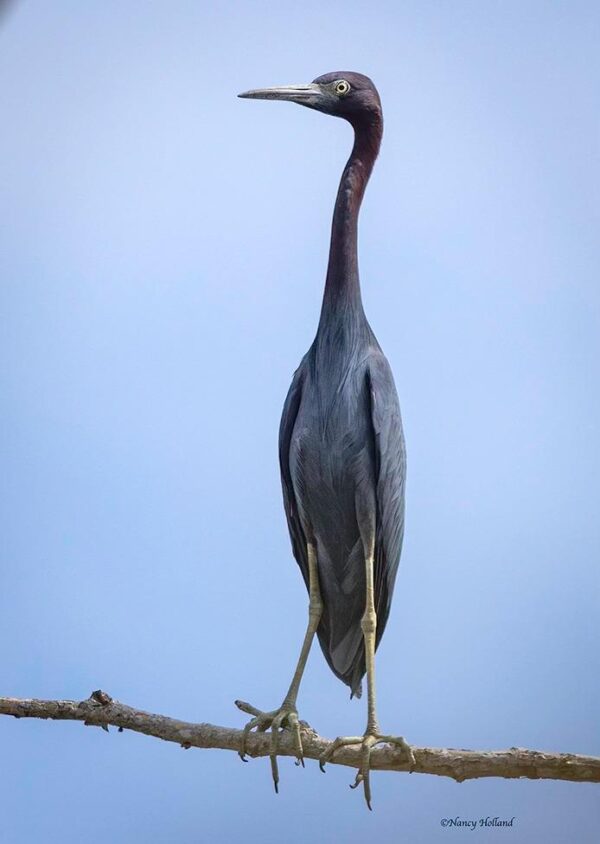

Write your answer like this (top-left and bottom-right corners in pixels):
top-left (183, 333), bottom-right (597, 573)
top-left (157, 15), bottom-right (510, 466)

top-left (319, 111), bottom-right (383, 324)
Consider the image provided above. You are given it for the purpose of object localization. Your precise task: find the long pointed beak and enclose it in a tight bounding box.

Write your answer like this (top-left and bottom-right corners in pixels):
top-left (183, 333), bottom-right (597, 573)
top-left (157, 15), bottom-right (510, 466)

top-left (238, 83), bottom-right (323, 105)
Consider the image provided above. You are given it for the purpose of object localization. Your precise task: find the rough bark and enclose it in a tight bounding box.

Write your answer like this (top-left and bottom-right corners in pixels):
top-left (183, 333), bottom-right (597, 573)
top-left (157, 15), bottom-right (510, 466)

top-left (1, 691), bottom-right (598, 784)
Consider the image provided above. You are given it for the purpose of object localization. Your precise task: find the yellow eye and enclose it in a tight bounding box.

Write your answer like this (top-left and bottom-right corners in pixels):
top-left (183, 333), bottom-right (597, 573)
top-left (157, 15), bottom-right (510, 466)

top-left (334, 79), bottom-right (350, 96)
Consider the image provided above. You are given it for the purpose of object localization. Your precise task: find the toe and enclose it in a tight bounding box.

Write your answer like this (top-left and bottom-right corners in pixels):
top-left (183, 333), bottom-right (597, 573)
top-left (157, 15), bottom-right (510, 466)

top-left (363, 771), bottom-right (373, 811)
top-left (269, 712), bottom-right (286, 794)
top-left (239, 716), bottom-right (261, 760)
top-left (287, 712), bottom-right (304, 765)
top-left (270, 754), bottom-right (280, 793)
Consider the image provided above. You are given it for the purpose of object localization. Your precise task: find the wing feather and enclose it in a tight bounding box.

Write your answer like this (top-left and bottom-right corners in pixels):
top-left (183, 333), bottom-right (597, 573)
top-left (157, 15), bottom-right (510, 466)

top-left (278, 365), bottom-right (309, 589)
top-left (367, 353), bottom-right (406, 648)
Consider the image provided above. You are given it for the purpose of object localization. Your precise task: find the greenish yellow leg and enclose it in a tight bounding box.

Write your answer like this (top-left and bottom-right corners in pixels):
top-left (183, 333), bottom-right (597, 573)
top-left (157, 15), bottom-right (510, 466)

top-left (236, 544), bottom-right (322, 792)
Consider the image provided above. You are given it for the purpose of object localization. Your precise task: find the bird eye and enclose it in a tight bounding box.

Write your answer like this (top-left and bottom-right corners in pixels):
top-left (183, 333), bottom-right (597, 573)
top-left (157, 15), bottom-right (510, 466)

top-left (334, 80), bottom-right (351, 96)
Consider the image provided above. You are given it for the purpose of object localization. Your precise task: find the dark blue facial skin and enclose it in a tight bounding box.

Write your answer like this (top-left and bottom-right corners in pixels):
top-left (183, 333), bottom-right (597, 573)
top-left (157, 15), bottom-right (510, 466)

top-left (309, 71), bottom-right (383, 122)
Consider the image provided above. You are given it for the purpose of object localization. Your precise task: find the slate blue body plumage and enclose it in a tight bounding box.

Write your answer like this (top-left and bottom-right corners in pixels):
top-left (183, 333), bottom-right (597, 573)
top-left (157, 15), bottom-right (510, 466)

top-left (280, 287), bottom-right (405, 698)
top-left (277, 72), bottom-right (406, 697)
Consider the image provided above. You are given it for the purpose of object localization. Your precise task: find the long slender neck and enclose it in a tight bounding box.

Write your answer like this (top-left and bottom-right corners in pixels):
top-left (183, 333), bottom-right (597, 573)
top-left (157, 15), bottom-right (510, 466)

top-left (318, 112), bottom-right (383, 326)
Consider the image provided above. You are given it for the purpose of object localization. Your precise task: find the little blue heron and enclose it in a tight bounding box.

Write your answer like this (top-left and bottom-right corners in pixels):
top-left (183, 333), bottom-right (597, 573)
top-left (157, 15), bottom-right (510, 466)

top-left (236, 71), bottom-right (414, 808)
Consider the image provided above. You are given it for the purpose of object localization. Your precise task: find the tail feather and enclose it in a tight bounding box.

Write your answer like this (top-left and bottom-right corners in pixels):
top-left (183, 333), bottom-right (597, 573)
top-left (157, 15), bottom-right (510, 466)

top-left (314, 565), bottom-right (391, 698)
top-left (313, 533), bottom-right (367, 695)
top-left (316, 598), bottom-right (366, 697)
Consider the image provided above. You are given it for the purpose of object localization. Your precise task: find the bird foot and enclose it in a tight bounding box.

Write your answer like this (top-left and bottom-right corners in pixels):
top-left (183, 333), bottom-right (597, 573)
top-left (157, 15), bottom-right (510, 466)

top-left (234, 698), bottom-right (307, 793)
top-left (319, 730), bottom-right (415, 810)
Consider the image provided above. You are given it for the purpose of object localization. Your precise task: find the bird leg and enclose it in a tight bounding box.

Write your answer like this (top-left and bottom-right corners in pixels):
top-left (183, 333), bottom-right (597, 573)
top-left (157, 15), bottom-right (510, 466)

top-left (236, 543), bottom-right (322, 793)
top-left (318, 541), bottom-right (415, 810)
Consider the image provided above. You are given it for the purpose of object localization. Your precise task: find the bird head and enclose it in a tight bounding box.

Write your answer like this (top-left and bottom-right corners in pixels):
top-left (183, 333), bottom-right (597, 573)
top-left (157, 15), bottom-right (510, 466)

top-left (238, 71), bottom-right (382, 126)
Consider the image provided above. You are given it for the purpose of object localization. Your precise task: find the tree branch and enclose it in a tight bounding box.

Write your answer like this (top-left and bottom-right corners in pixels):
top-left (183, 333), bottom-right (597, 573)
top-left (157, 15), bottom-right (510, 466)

top-left (1, 691), bottom-right (598, 784)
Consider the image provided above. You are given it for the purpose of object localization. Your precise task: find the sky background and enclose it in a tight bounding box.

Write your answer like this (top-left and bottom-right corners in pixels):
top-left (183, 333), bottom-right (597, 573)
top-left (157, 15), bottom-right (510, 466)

top-left (1, 1), bottom-right (599, 841)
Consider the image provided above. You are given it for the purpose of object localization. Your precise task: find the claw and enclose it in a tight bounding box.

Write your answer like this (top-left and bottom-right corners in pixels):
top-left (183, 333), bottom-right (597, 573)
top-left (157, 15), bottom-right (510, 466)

top-left (318, 735), bottom-right (363, 773)
top-left (350, 772), bottom-right (363, 789)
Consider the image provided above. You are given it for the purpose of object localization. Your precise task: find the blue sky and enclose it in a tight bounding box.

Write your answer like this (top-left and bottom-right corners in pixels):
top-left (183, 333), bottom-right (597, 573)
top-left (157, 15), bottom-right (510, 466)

top-left (1, 1), bottom-right (599, 841)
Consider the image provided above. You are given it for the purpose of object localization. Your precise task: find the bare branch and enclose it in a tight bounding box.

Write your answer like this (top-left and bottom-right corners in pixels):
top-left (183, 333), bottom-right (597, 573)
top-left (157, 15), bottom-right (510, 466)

top-left (1, 691), bottom-right (598, 785)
